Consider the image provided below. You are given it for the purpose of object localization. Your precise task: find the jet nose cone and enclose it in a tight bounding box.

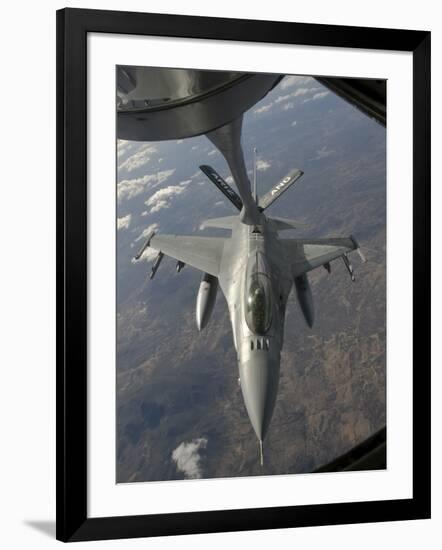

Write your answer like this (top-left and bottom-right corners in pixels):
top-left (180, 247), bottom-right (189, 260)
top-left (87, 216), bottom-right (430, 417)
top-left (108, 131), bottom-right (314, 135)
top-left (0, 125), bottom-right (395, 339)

top-left (239, 353), bottom-right (280, 441)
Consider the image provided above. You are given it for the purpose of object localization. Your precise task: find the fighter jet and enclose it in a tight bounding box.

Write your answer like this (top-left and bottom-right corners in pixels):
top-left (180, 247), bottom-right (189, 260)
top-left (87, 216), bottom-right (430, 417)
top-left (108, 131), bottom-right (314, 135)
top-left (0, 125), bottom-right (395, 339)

top-left (134, 157), bottom-right (365, 465)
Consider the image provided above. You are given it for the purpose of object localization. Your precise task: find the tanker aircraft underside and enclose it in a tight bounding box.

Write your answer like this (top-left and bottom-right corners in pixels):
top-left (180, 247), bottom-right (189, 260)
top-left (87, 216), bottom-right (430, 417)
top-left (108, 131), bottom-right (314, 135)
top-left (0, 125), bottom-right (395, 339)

top-left (135, 161), bottom-right (366, 464)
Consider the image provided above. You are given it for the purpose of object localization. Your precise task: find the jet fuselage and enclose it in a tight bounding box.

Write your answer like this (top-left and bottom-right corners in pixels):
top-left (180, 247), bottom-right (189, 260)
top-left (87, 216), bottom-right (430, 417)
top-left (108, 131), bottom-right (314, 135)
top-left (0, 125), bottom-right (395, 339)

top-left (218, 214), bottom-right (294, 444)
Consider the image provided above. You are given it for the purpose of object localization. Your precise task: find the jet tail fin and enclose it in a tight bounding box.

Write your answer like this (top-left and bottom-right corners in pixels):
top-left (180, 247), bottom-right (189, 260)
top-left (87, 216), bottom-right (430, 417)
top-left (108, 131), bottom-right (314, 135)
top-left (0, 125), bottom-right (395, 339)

top-left (199, 165), bottom-right (243, 211)
top-left (258, 169), bottom-right (304, 211)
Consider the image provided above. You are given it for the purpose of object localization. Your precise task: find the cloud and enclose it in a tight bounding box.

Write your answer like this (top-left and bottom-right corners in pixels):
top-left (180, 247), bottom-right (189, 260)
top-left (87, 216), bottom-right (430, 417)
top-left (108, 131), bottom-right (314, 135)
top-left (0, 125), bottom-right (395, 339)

top-left (134, 223), bottom-right (159, 243)
top-left (293, 87), bottom-right (320, 97)
top-left (303, 91), bottom-right (330, 103)
top-left (171, 438), bottom-right (208, 479)
top-left (131, 247), bottom-right (158, 263)
top-left (280, 75), bottom-right (313, 90)
top-left (117, 214), bottom-right (131, 230)
top-left (256, 159), bottom-right (271, 172)
top-left (310, 146), bottom-right (335, 161)
top-left (118, 144), bottom-right (158, 173)
top-left (118, 169), bottom-right (176, 202)
top-left (117, 139), bottom-right (133, 158)
top-left (145, 184), bottom-right (188, 213)
top-left (274, 93), bottom-right (292, 104)
top-left (253, 103), bottom-right (273, 115)
top-left (190, 170), bottom-right (201, 180)
top-left (260, 84), bottom-right (322, 114)
top-left (291, 120), bottom-right (297, 127)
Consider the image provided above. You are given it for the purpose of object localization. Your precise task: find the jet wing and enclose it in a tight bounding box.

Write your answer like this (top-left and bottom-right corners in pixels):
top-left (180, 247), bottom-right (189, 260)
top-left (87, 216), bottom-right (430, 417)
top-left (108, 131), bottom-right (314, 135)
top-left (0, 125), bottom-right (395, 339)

top-left (282, 237), bottom-right (358, 277)
top-left (145, 234), bottom-right (226, 277)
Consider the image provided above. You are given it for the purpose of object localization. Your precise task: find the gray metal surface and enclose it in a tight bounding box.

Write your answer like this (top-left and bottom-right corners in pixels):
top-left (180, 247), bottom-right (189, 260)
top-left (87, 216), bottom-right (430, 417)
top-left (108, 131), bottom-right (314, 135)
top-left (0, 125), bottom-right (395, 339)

top-left (117, 66), bottom-right (281, 141)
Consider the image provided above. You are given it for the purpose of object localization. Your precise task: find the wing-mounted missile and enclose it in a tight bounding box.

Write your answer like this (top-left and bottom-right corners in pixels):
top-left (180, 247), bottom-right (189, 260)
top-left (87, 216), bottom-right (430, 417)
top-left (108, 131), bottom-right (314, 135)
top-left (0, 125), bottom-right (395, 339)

top-left (294, 273), bottom-right (314, 328)
top-left (150, 252), bottom-right (164, 279)
top-left (356, 248), bottom-right (367, 263)
top-left (350, 234), bottom-right (367, 263)
top-left (176, 261), bottom-right (185, 273)
top-left (196, 273), bottom-right (218, 331)
top-left (342, 253), bottom-right (355, 282)
top-left (134, 231), bottom-right (156, 260)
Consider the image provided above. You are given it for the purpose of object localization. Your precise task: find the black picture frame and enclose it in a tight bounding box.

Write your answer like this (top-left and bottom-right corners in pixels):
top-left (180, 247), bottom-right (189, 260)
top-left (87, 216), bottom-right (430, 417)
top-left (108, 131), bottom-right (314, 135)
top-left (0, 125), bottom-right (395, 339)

top-left (56, 7), bottom-right (431, 542)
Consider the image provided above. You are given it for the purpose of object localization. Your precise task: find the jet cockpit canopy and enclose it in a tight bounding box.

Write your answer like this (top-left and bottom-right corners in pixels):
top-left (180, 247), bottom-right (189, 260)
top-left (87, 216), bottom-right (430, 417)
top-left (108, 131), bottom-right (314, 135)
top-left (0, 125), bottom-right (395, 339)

top-left (245, 252), bottom-right (273, 335)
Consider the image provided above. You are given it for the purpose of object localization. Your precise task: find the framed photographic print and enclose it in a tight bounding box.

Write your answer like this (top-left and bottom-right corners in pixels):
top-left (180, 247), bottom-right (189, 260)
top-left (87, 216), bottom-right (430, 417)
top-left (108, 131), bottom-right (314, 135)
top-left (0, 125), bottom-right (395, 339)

top-left (56, 8), bottom-right (431, 542)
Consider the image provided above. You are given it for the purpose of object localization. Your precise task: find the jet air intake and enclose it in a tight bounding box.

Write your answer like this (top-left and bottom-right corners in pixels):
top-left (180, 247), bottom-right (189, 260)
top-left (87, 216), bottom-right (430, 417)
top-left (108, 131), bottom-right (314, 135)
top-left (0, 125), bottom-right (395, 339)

top-left (294, 273), bottom-right (314, 328)
top-left (196, 273), bottom-right (218, 331)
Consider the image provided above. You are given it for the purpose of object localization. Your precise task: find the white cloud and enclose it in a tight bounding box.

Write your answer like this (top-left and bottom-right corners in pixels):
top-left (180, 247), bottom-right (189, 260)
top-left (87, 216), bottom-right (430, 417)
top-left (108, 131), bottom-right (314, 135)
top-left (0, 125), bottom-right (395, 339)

top-left (274, 94), bottom-right (291, 104)
top-left (131, 247), bottom-right (158, 263)
top-left (280, 75), bottom-right (312, 90)
top-left (118, 175), bottom-right (151, 201)
top-left (272, 86), bottom-right (322, 110)
top-left (293, 87), bottom-right (319, 97)
top-left (134, 223), bottom-right (159, 243)
top-left (145, 184), bottom-right (188, 213)
top-left (311, 146), bottom-right (335, 161)
top-left (117, 214), bottom-right (131, 230)
top-left (303, 91), bottom-right (330, 103)
top-left (171, 438), bottom-right (208, 479)
top-left (118, 169), bottom-right (176, 202)
top-left (256, 159), bottom-right (272, 172)
top-left (149, 201), bottom-right (169, 213)
top-left (117, 139), bottom-right (133, 158)
top-left (253, 103), bottom-right (273, 115)
top-left (179, 179), bottom-right (192, 186)
top-left (291, 120), bottom-right (297, 127)
top-left (118, 143), bottom-right (158, 173)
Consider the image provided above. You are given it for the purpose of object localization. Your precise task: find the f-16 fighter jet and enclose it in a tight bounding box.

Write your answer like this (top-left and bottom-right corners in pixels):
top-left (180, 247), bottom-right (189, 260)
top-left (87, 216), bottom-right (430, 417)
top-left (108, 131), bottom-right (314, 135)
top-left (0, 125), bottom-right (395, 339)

top-left (135, 158), bottom-right (365, 465)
